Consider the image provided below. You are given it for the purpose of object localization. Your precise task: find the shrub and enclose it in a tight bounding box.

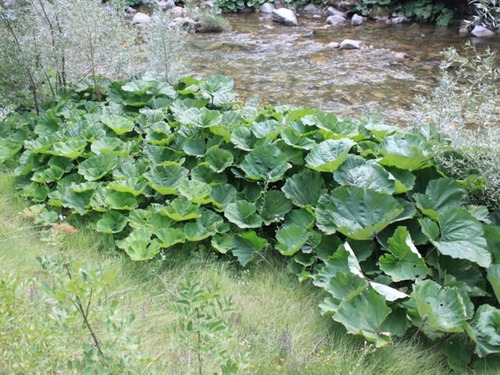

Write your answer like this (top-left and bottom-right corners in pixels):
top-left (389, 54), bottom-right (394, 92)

top-left (464, 0), bottom-right (500, 30)
top-left (412, 43), bottom-right (500, 210)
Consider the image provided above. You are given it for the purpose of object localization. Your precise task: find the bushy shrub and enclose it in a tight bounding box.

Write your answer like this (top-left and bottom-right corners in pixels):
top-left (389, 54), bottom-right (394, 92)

top-left (464, 0), bottom-right (500, 30)
top-left (412, 43), bottom-right (500, 210)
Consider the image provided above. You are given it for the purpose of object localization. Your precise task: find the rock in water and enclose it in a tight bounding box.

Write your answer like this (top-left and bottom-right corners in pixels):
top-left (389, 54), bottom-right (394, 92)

top-left (259, 3), bottom-right (275, 14)
top-left (327, 6), bottom-right (347, 18)
top-left (326, 14), bottom-right (346, 26)
top-left (351, 14), bottom-right (365, 26)
top-left (272, 8), bottom-right (298, 26)
top-left (339, 39), bottom-right (361, 49)
top-left (471, 25), bottom-right (496, 37)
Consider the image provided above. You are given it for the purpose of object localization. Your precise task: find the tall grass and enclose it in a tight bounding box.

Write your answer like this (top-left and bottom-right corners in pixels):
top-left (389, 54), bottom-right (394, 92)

top-left (0, 172), bottom-right (451, 374)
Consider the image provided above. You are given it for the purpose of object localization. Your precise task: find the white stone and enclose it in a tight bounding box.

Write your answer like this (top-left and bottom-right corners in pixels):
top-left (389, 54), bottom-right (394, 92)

top-left (391, 16), bottom-right (409, 24)
top-left (259, 3), bottom-right (275, 14)
top-left (170, 6), bottom-right (187, 18)
top-left (326, 42), bottom-right (340, 49)
top-left (158, 0), bottom-right (175, 10)
top-left (272, 8), bottom-right (298, 26)
top-left (351, 14), bottom-right (365, 26)
top-left (132, 12), bottom-right (151, 24)
top-left (471, 25), bottom-right (496, 37)
top-left (327, 6), bottom-right (346, 18)
top-left (326, 14), bottom-right (346, 26)
top-left (339, 39), bottom-right (361, 49)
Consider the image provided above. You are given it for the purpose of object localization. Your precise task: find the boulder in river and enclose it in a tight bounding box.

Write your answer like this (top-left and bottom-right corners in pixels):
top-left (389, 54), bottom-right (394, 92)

top-left (391, 16), bottom-right (409, 24)
top-left (170, 6), bottom-right (187, 18)
top-left (326, 41), bottom-right (340, 49)
top-left (302, 4), bottom-right (324, 16)
top-left (259, 3), bottom-right (275, 14)
top-left (327, 6), bottom-right (347, 18)
top-left (132, 12), bottom-right (151, 24)
top-left (471, 25), bottom-right (496, 37)
top-left (158, 0), bottom-right (175, 10)
top-left (272, 8), bottom-right (298, 26)
top-left (339, 39), bottom-right (361, 49)
top-left (351, 14), bottom-right (365, 26)
top-left (326, 14), bottom-right (346, 26)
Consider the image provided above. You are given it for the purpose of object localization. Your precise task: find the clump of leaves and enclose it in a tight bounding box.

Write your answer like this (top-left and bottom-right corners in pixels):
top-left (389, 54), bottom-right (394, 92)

top-left (1, 73), bottom-right (499, 372)
top-left (464, 0), bottom-right (500, 30)
top-left (413, 43), bottom-right (500, 210)
top-left (170, 279), bottom-right (249, 374)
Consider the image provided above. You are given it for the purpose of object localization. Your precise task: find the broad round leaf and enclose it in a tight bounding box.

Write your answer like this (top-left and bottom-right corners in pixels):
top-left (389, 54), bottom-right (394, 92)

top-left (78, 154), bottom-right (119, 181)
top-left (96, 211), bottom-right (128, 234)
top-left (316, 187), bottom-right (404, 240)
top-left (224, 200), bottom-right (262, 229)
top-left (472, 304), bottom-right (500, 357)
top-left (239, 143), bottom-right (291, 182)
top-left (305, 139), bottom-right (355, 172)
top-left (282, 169), bottom-right (326, 208)
top-left (101, 115), bottom-right (135, 135)
top-left (116, 229), bottom-right (161, 261)
top-left (145, 164), bottom-right (189, 195)
top-left (275, 224), bottom-right (309, 256)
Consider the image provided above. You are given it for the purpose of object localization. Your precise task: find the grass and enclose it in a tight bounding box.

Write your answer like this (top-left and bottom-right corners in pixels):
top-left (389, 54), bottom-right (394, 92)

top-left (0, 171), bottom-right (454, 374)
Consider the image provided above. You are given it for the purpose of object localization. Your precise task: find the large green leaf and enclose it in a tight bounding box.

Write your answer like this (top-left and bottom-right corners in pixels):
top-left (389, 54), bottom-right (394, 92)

top-left (107, 178), bottom-right (147, 196)
top-left (487, 265), bottom-right (500, 304)
top-left (282, 169), bottom-right (326, 208)
top-left (305, 139), bottom-right (355, 172)
top-left (258, 190), bottom-right (293, 225)
top-left (78, 154), bottom-right (119, 181)
top-left (239, 142), bottom-right (291, 182)
top-left (224, 200), bottom-right (262, 229)
top-left (101, 115), bottom-right (135, 135)
top-left (105, 191), bottom-right (138, 210)
top-left (275, 224), bottom-right (310, 256)
top-left (183, 209), bottom-right (228, 241)
top-left (90, 137), bottom-right (123, 154)
top-left (204, 148), bottom-right (234, 173)
top-left (430, 208), bottom-right (491, 268)
top-left (154, 227), bottom-right (186, 248)
top-left (316, 187), bottom-right (404, 240)
top-left (379, 227), bottom-right (429, 281)
top-left (379, 134), bottom-right (432, 171)
top-left (178, 178), bottom-right (212, 204)
top-left (333, 287), bottom-right (392, 347)
top-left (144, 164), bottom-right (189, 195)
top-left (31, 165), bottom-right (65, 183)
top-left (95, 211), bottom-right (128, 234)
top-left (472, 304), bottom-right (500, 357)
top-left (319, 272), bottom-right (368, 315)
top-left (412, 279), bottom-right (474, 335)
top-left (208, 183), bottom-right (237, 209)
top-left (231, 231), bottom-right (267, 267)
top-left (116, 229), bottom-right (161, 261)
top-left (162, 198), bottom-right (201, 221)
top-left (334, 161), bottom-right (395, 195)
top-left (48, 139), bottom-right (88, 159)
top-left (414, 178), bottom-right (467, 220)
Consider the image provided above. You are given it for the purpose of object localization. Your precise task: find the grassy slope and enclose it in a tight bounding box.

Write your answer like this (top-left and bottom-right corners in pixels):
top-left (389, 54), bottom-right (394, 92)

top-left (0, 172), bottom-right (454, 374)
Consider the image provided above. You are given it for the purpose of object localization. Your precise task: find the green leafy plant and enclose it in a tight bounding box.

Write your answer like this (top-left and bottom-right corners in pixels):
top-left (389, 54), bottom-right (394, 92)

top-left (413, 43), bottom-right (500, 210)
top-left (1, 73), bottom-right (499, 372)
top-left (464, 0), bottom-right (500, 30)
top-left (170, 279), bottom-right (249, 374)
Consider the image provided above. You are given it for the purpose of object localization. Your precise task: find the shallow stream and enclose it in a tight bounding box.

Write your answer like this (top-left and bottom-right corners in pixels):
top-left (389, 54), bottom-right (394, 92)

top-left (187, 13), bottom-right (500, 125)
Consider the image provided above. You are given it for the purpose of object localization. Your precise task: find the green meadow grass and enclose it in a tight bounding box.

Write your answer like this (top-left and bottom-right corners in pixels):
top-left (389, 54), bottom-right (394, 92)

top-left (0, 172), bottom-right (454, 374)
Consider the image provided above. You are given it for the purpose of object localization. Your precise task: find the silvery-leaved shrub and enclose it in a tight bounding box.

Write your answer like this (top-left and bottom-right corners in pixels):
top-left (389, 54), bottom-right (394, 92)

top-left (0, 0), bottom-right (139, 109)
top-left (412, 43), bottom-right (500, 210)
top-left (141, 9), bottom-right (188, 84)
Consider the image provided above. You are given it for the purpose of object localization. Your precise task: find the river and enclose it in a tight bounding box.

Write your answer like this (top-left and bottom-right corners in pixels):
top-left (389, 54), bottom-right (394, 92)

top-left (187, 13), bottom-right (500, 125)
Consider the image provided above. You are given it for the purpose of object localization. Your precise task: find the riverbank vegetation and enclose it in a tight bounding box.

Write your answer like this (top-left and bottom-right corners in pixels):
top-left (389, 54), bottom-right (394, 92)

top-left (1, 0), bottom-right (499, 373)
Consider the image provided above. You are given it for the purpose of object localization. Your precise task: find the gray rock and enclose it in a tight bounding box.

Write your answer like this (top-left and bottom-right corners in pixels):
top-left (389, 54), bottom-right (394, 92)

top-left (263, 24), bottom-right (275, 30)
top-left (327, 6), bottom-right (346, 18)
top-left (171, 17), bottom-right (198, 32)
top-left (158, 0), bottom-right (175, 10)
top-left (458, 26), bottom-right (469, 35)
top-left (132, 12), bottom-right (151, 24)
top-left (272, 8), bottom-right (298, 26)
top-left (326, 41), bottom-right (340, 49)
top-left (391, 16), bottom-right (409, 24)
top-left (471, 25), bottom-right (496, 37)
top-left (326, 14), bottom-right (346, 26)
top-left (170, 6), bottom-right (187, 18)
top-left (351, 14), bottom-right (365, 26)
top-left (339, 39), bottom-right (361, 49)
top-left (259, 3), bottom-right (275, 14)
top-left (302, 4), bottom-right (323, 15)
top-left (126, 7), bottom-right (137, 14)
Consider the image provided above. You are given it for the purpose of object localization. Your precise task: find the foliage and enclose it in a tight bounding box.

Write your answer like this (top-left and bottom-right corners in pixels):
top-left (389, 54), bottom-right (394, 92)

top-left (464, 0), bottom-right (500, 30)
top-left (0, 257), bottom-right (147, 373)
top-left (412, 43), bottom-right (500, 210)
top-left (215, 0), bottom-right (271, 12)
top-left (170, 279), bottom-right (249, 374)
top-left (1, 73), bottom-right (499, 371)
top-left (142, 9), bottom-right (188, 84)
top-left (357, 0), bottom-right (455, 26)
top-left (0, 0), bottom-right (139, 111)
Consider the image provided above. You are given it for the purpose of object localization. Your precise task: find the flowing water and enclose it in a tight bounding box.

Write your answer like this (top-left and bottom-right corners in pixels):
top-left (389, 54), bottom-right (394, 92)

top-left (187, 13), bottom-right (500, 125)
